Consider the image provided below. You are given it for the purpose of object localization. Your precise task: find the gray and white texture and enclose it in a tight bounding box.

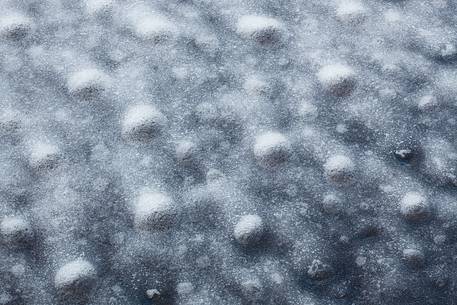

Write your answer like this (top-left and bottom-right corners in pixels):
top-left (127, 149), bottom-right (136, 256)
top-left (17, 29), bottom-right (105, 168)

top-left (0, 0), bottom-right (456, 304)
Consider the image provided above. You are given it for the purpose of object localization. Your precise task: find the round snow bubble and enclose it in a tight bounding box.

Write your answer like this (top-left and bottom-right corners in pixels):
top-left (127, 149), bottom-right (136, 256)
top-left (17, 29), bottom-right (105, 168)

top-left (122, 104), bottom-right (167, 142)
top-left (400, 192), bottom-right (430, 222)
top-left (307, 259), bottom-right (333, 281)
top-left (236, 15), bottom-right (284, 45)
top-left (146, 288), bottom-right (160, 299)
top-left (176, 282), bottom-right (194, 295)
top-left (322, 193), bottom-right (343, 214)
top-left (54, 259), bottom-right (97, 294)
top-left (134, 16), bottom-right (177, 42)
top-left (323, 154), bottom-right (355, 183)
top-left (206, 168), bottom-right (225, 182)
top-left (67, 68), bottom-right (110, 99)
top-left (0, 216), bottom-right (33, 246)
top-left (243, 75), bottom-right (271, 97)
top-left (234, 214), bottom-right (265, 246)
top-left (0, 109), bottom-right (21, 137)
top-left (133, 191), bottom-right (176, 230)
top-left (384, 9), bottom-right (402, 23)
top-left (0, 13), bottom-right (33, 40)
top-left (28, 141), bottom-right (60, 170)
top-left (317, 64), bottom-right (357, 97)
top-left (240, 277), bottom-right (263, 300)
top-left (85, 0), bottom-right (114, 17)
top-left (336, 0), bottom-right (367, 24)
top-left (418, 95), bottom-right (439, 112)
top-left (297, 102), bottom-right (318, 121)
top-left (126, 6), bottom-right (178, 43)
top-left (402, 248), bottom-right (425, 268)
top-left (175, 140), bottom-right (198, 164)
top-left (394, 148), bottom-right (414, 162)
top-left (253, 131), bottom-right (291, 168)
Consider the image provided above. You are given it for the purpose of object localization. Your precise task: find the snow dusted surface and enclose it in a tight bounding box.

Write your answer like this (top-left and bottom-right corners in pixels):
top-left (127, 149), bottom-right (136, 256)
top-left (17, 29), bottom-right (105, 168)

top-left (2, 0), bottom-right (457, 304)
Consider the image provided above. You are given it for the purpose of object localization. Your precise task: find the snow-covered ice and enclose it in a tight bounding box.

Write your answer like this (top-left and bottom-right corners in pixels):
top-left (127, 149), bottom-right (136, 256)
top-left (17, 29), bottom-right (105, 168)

top-left (1, 0), bottom-right (457, 304)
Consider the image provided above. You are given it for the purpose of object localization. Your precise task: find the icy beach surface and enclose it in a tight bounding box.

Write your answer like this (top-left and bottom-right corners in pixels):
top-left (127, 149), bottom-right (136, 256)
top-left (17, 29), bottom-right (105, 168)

top-left (1, 0), bottom-right (457, 304)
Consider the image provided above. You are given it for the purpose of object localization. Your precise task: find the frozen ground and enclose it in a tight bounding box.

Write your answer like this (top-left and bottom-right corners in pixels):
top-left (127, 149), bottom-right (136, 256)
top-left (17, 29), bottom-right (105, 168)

top-left (1, 0), bottom-right (457, 304)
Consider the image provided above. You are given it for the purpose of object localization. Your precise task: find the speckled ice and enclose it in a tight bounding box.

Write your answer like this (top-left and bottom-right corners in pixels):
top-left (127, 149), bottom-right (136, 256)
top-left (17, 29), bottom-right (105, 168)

top-left (1, 0), bottom-right (457, 305)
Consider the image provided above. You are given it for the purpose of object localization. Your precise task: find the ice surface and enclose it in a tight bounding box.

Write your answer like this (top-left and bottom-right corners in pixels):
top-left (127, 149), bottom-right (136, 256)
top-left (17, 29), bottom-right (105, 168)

top-left (1, 0), bottom-right (457, 304)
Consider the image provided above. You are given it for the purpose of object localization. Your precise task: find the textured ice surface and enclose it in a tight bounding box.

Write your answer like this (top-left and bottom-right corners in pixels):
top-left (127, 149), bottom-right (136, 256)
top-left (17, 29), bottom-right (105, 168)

top-left (1, 0), bottom-right (457, 305)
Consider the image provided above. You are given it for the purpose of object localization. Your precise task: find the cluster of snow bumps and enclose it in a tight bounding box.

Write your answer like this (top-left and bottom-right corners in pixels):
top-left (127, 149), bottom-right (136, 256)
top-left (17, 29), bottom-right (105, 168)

top-left (1, 0), bottom-right (457, 304)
